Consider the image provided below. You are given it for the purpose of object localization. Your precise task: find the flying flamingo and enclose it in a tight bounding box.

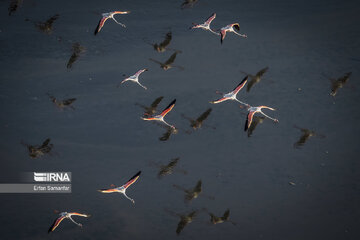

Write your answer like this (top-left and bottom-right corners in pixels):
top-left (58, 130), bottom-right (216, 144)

top-left (48, 212), bottom-right (91, 233)
top-left (219, 23), bottom-right (247, 44)
top-left (119, 68), bottom-right (148, 90)
top-left (94, 11), bottom-right (130, 35)
top-left (190, 13), bottom-right (219, 35)
top-left (142, 99), bottom-right (176, 129)
top-left (245, 106), bottom-right (278, 131)
top-left (210, 76), bottom-right (249, 106)
top-left (98, 171), bottom-right (141, 204)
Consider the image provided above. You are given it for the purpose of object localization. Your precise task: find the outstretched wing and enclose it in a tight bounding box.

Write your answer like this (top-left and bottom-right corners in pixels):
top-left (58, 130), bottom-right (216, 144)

top-left (94, 16), bottom-right (108, 35)
top-left (135, 68), bottom-right (148, 77)
top-left (232, 75), bottom-right (248, 94)
top-left (160, 99), bottom-right (176, 117)
top-left (210, 97), bottom-right (228, 104)
top-left (98, 188), bottom-right (118, 193)
top-left (205, 13), bottom-right (216, 25)
top-left (69, 212), bottom-right (91, 218)
top-left (245, 111), bottom-right (256, 131)
top-left (220, 30), bottom-right (226, 44)
top-left (123, 171), bottom-right (141, 189)
top-left (48, 215), bottom-right (66, 233)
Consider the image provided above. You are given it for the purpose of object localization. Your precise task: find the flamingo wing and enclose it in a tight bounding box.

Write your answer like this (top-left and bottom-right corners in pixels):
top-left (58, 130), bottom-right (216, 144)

top-left (160, 99), bottom-right (176, 117)
top-left (48, 215), bottom-right (66, 233)
top-left (123, 171), bottom-right (141, 189)
top-left (211, 97), bottom-right (228, 104)
top-left (98, 188), bottom-right (118, 193)
top-left (245, 111), bottom-right (256, 131)
top-left (69, 212), bottom-right (90, 218)
top-left (94, 16), bottom-right (108, 35)
top-left (220, 30), bottom-right (226, 44)
top-left (135, 68), bottom-right (148, 76)
top-left (232, 75), bottom-right (248, 94)
top-left (204, 13), bottom-right (216, 25)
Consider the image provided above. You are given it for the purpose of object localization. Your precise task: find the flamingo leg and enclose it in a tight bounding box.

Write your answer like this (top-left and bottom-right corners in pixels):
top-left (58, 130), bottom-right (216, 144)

top-left (112, 17), bottom-right (126, 28)
top-left (209, 29), bottom-right (220, 36)
top-left (69, 216), bottom-right (82, 227)
top-left (260, 111), bottom-right (278, 122)
top-left (234, 98), bottom-right (250, 107)
top-left (136, 82), bottom-right (147, 90)
top-left (123, 192), bottom-right (135, 204)
top-left (162, 120), bottom-right (175, 129)
top-left (233, 31), bottom-right (247, 38)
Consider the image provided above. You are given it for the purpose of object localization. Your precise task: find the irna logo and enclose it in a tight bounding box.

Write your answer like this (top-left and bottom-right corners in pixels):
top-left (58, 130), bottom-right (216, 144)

top-left (34, 172), bottom-right (71, 182)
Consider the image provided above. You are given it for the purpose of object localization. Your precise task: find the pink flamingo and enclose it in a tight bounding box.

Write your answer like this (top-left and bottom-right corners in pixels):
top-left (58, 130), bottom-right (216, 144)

top-left (119, 68), bottom-right (148, 90)
top-left (98, 171), bottom-right (141, 204)
top-left (245, 106), bottom-right (278, 131)
top-left (142, 99), bottom-right (176, 129)
top-left (210, 76), bottom-right (249, 106)
top-left (94, 11), bottom-right (130, 35)
top-left (190, 13), bottom-right (219, 35)
top-left (220, 23), bottom-right (247, 44)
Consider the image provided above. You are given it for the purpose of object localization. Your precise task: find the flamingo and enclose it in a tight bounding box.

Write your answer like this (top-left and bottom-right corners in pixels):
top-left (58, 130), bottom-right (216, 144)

top-left (94, 11), bottom-right (130, 35)
top-left (210, 76), bottom-right (249, 106)
top-left (190, 13), bottom-right (219, 35)
top-left (220, 23), bottom-right (247, 44)
top-left (142, 99), bottom-right (176, 129)
top-left (98, 171), bottom-right (141, 204)
top-left (119, 68), bottom-right (148, 90)
top-left (245, 106), bottom-right (278, 131)
top-left (48, 212), bottom-right (90, 233)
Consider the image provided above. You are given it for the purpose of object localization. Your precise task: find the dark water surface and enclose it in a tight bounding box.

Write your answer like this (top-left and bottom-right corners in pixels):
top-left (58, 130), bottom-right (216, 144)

top-left (1, 0), bottom-right (360, 239)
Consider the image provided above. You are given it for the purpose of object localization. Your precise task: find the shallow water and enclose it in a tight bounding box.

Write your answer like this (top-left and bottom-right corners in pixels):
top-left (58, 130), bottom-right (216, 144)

top-left (0, 0), bottom-right (360, 239)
